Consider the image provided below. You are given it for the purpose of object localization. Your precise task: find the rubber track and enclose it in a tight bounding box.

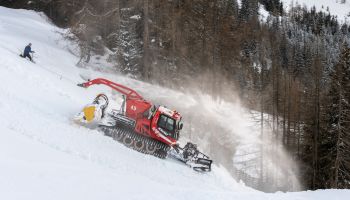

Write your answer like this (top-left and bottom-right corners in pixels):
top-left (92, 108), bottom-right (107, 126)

top-left (99, 124), bottom-right (170, 159)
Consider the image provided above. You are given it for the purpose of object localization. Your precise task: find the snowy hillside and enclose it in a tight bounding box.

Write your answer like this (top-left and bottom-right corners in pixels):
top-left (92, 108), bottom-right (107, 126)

top-left (282, 0), bottom-right (350, 22)
top-left (0, 6), bottom-right (350, 200)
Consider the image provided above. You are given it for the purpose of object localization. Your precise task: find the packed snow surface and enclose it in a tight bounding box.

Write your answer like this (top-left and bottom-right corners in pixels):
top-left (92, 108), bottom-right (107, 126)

top-left (0, 6), bottom-right (349, 200)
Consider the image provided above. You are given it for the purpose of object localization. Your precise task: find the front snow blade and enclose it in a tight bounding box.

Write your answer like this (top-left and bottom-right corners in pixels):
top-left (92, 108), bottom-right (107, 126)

top-left (192, 158), bottom-right (213, 172)
top-left (193, 158), bottom-right (212, 172)
top-left (169, 142), bottom-right (213, 172)
top-left (193, 166), bottom-right (210, 172)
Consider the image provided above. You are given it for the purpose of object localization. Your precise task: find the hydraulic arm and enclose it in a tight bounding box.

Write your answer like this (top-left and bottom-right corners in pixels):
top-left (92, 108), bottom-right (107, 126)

top-left (78, 78), bottom-right (143, 100)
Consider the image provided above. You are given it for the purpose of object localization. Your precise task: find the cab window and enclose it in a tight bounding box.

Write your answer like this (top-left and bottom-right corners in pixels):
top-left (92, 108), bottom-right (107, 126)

top-left (158, 114), bottom-right (175, 133)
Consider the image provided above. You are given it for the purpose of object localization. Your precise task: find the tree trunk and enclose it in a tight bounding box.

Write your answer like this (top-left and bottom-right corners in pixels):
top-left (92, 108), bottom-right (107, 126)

top-left (143, 0), bottom-right (150, 81)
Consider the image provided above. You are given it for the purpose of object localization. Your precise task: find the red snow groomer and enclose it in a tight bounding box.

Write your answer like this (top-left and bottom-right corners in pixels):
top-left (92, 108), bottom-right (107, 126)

top-left (76, 78), bottom-right (212, 172)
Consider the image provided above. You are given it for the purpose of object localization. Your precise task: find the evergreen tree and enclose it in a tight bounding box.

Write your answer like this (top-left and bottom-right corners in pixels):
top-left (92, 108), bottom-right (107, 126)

top-left (321, 44), bottom-right (350, 188)
top-left (117, 1), bottom-right (143, 78)
top-left (239, 0), bottom-right (258, 22)
top-left (226, 0), bottom-right (239, 18)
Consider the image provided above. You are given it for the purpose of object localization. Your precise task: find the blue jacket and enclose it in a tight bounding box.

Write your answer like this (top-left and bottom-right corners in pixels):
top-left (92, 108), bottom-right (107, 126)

top-left (24, 45), bottom-right (33, 56)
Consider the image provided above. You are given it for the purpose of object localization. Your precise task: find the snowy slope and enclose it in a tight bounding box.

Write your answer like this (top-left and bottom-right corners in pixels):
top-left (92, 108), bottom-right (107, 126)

top-left (0, 6), bottom-right (350, 200)
top-left (258, 0), bottom-right (350, 23)
top-left (282, 0), bottom-right (350, 22)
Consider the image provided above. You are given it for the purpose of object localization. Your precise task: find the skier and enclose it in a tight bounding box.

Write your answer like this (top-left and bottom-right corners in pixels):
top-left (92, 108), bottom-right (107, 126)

top-left (21, 43), bottom-right (35, 61)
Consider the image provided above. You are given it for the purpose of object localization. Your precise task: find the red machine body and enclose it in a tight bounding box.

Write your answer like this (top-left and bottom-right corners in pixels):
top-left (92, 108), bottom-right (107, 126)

top-left (80, 78), bottom-right (181, 146)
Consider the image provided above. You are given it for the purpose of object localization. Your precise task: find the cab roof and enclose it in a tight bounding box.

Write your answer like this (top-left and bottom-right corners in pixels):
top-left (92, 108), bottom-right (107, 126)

top-left (158, 105), bottom-right (181, 121)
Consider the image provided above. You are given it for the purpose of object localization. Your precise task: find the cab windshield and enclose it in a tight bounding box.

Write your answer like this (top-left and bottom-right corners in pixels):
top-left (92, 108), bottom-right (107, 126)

top-left (158, 114), bottom-right (178, 139)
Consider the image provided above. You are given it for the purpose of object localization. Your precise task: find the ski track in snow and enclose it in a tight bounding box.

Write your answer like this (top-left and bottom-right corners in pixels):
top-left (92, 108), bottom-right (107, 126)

top-left (0, 6), bottom-right (350, 200)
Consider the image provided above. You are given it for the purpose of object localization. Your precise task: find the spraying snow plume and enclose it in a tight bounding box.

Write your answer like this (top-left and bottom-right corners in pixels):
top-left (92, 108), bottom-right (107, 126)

top-left (117, 79), bottom-right (302, 192)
